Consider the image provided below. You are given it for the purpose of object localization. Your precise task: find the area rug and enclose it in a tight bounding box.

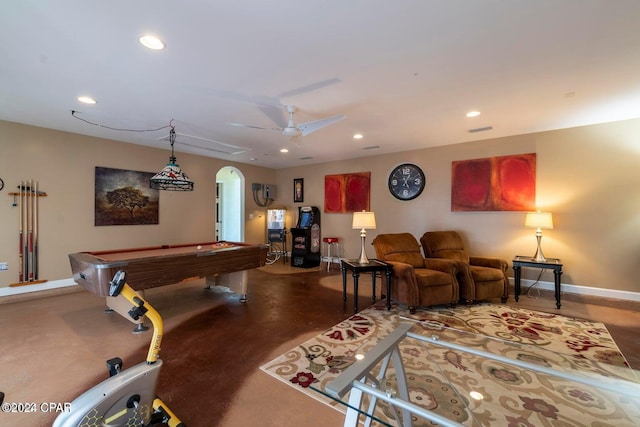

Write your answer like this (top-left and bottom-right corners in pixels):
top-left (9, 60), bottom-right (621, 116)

top-left (260, 302), bottom-right (640, 426)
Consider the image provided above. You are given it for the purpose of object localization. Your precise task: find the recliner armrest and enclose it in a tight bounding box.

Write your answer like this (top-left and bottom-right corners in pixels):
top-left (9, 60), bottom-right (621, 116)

top-left (469, 256), bottom-right (508, 272)
top-left (383, 260), bottom-right (420, 304)
top-left (384, 260), bottom-right (417, 281)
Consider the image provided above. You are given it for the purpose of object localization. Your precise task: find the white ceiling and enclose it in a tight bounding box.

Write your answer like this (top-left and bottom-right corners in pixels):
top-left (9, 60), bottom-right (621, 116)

top-left (2, 1), bottom-right (640, 169)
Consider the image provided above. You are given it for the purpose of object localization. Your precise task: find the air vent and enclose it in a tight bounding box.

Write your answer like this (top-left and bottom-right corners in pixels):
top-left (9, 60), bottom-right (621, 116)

top-left (362, 145), bottom-right (380, 150)
top-left (299, 156), bottom-right (314, 160)
top-left (468, 126), bottom-right (493, 133)
top-left (158, 132), bottom-right (250, 155)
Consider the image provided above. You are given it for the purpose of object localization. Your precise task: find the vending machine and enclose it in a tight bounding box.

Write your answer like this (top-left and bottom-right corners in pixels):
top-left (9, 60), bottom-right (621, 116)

top-left (267, 207), bottom-right (287, 261)
top-left (290, 206), bottom-right (321, 268)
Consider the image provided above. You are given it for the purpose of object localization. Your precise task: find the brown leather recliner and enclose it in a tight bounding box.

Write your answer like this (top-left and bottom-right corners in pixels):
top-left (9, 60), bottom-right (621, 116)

top-left (372, 233), bottom-right (459, 313)
top-left (420, 231), bottom-right (508, 305)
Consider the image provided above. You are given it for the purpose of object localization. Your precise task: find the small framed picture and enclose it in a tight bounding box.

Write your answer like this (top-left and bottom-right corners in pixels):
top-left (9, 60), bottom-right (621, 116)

top-left (293, 178), bottom-right (304, 203)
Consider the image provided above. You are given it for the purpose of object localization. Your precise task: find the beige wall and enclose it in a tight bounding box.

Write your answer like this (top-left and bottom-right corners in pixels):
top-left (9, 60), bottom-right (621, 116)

top-left (275, 119), bottom-right (640, 294)
top-left (2, 118), bottom-right (639, 295)
top-left (0, 121), bottom-right (276, 287)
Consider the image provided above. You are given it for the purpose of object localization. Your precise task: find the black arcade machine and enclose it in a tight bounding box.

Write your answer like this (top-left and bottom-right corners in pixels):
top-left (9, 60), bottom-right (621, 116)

top-left (290, 206), bottom-right (320, 268)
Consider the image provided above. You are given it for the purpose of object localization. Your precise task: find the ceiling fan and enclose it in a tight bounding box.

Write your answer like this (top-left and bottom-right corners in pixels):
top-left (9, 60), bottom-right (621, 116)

top-left (229, 105), bottom-right (346, 139)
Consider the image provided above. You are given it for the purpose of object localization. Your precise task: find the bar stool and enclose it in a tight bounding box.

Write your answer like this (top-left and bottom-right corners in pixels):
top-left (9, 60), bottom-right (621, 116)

top-left (321, 237), bottom-right (341, 272)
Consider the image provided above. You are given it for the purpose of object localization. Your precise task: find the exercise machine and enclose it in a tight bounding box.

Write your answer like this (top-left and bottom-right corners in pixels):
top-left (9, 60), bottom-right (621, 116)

top-left (53, 270), bottom-right (185, 427)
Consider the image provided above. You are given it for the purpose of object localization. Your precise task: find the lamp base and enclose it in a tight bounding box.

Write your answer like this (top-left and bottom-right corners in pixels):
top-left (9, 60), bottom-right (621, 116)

top-left (357, 233), bottom-right (369, 264)
top-left (532, 233), bottom-right (547, 262)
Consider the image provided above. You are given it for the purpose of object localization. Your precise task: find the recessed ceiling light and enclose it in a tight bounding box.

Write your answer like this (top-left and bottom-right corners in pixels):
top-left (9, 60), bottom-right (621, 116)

top-left (353, 133), bottom-right (364, 140)
top-left (280, 148), bottom-right (289, 153)
top-left (77, 96), bottom-right (96, 104)
top-left (139, 35), bottom-right (165, 50)
top-left (466, 111), bottom-right (481, 118)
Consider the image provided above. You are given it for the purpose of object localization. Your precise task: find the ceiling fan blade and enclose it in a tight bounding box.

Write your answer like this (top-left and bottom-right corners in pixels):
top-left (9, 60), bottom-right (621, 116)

top-left (297, 114), bottom-right (346, 136)
top-left (276, 78), bottom-right (341, 99)
top-left (227, 122), bottom-right (272, 131)
top-left (256, 103), bottom-right (288, 128)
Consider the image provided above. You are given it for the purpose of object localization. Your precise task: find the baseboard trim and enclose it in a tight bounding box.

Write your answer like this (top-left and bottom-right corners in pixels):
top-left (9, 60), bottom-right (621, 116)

top-left (511, 278), bottom-right (640, 302)
top-left (0, 278), bottom-right (80, 304)
top-left (510, 278), bottom-right (640, 312)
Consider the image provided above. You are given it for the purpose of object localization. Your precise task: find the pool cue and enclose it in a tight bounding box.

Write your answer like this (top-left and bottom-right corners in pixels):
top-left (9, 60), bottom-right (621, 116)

top-left (33, 181), bottom-right (39, 280)
top-left (23, 181), bottom-right (29, 282)
top-left (9, 181), bottom-right (48, 288)
top-left (28, 180), bottom-right (34, 282)
top-left (18, 181), bottom-right (24, 283)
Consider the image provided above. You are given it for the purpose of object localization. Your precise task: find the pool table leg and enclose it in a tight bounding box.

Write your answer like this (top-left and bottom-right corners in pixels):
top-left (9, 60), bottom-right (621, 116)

top-left (206, 270), bottom-right (250, 303)
top-left (238, 270), bottom-right (249, 303)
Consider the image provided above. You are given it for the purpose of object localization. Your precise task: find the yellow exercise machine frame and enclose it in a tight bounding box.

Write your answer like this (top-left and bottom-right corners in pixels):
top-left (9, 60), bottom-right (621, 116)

top-left (53, 270), bottom-right (185, 427)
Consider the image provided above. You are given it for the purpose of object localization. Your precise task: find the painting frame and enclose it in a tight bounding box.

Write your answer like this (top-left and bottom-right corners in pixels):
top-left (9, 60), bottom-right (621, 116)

top-left (451, 153), bottom-right (536, 212)
top-left (95, 166), bottom-right (159, 226)
top-left (324, 172), bottom-right (371, 213)
top-left (293, 178), bottom-right (304, 203)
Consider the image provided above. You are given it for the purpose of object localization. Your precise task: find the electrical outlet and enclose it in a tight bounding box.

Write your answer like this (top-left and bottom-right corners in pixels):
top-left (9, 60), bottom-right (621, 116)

top-left (0, 262), bottom-right (8, 271)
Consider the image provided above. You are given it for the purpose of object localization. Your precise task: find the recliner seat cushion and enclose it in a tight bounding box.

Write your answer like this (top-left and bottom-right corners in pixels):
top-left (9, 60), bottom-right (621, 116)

top-left (470, 265), bottom-right (504, 282)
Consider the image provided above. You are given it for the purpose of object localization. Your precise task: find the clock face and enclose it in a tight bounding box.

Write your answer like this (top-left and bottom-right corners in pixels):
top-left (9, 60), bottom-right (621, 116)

top-left (388, 163), bottom-right (426, 200)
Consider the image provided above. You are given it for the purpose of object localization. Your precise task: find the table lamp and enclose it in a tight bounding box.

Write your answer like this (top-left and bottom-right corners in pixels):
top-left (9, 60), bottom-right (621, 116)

top-left (352, 211), bottom-right (376, 264)
top-left (525, 211), bottom-right (553, 262)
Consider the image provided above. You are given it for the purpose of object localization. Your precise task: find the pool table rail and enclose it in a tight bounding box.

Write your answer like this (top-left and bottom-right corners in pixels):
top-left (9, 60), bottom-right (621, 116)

top-left (69, 242), bottom-right (269, 297)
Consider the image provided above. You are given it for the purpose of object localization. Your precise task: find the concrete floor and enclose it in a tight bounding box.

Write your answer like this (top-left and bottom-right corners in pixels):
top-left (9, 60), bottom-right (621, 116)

top-left (0, 263), bottom-right (638, 427)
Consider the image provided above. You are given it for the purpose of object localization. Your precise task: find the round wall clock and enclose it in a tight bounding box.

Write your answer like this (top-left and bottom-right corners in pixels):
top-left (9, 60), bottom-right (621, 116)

top-left (0, 177), bottom-right (4, 192)
top-left (388, 163), bottom-right (426, 200)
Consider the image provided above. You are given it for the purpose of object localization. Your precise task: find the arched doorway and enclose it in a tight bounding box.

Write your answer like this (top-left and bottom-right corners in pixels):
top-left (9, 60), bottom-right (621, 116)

top-left (216, 166), bottom-right (244, 241)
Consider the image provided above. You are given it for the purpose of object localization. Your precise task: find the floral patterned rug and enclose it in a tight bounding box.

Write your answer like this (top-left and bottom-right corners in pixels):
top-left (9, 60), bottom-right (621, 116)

top-left (260, 302), bottom-right (640, 426)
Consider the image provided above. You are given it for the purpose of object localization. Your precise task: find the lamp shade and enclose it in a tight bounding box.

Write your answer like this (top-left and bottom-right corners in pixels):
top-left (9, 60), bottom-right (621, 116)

top-left (525, 211), bottom-right (553, 229)
top-left (352, 211), bottom-right (376, 229)
top-left (150, 162), bottom-right (194, 191)
top-left (150, 126), bottom-right (195, 191)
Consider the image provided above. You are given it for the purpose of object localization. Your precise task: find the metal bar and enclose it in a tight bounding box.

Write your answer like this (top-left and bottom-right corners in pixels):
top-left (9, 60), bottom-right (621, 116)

top-left (351, 382), bottom-right (465, 427)
top-left (406, 331), bottom-right (640, 397)
top-left (326, 323), bottom-right (414, 398)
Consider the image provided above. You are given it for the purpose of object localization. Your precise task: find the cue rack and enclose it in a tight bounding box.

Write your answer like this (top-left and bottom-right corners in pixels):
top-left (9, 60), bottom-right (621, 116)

top-left (8, 180), bottom-right (47, 287)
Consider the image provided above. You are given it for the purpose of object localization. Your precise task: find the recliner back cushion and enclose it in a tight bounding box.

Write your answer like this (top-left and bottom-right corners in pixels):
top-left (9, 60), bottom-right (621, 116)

top-left (373, 233), bottom-right (425, 268)
top-left (385, 252), bottom-right (425, 268)
top-left (421, 231), bottom-right (470, 263)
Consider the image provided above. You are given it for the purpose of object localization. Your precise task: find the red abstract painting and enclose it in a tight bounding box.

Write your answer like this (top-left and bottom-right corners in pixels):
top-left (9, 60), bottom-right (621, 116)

top-left (324, 172), bottom-right (371, 213)
top-left (451, 153), bottom-right (536, 211)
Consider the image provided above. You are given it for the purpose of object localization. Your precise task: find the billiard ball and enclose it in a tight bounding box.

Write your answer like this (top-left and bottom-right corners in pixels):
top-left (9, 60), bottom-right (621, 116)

top-left (197, 245), bottom-right (202, 250)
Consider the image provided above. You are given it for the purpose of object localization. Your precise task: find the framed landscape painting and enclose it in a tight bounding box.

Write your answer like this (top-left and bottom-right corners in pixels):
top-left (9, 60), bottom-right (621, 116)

top-left (95, 166), bottom-right (159, 225)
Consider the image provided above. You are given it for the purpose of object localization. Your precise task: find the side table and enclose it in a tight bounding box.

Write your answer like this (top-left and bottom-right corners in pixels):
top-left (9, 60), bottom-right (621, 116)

top-left (512, 256), bottom-right (563, 308)
top-left (340, 259), bottom-right (393, 312)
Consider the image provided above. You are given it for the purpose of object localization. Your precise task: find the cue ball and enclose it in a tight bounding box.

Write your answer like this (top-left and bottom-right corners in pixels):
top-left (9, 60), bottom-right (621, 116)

top-left (197, 245), bottom-right (202, 250)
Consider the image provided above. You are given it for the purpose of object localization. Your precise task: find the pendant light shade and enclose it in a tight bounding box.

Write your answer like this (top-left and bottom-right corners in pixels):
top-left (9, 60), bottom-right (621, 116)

top-left (150, 127), bottom-right (194, 191)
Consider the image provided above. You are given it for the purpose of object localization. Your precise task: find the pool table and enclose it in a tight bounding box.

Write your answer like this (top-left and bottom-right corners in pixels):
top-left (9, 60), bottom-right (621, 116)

top-left (69, 241), bottom-right (269, 300)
